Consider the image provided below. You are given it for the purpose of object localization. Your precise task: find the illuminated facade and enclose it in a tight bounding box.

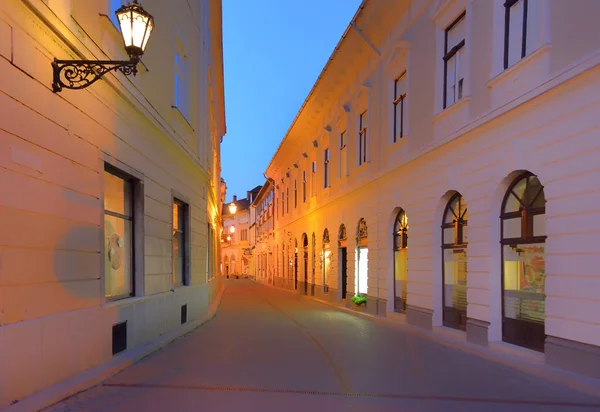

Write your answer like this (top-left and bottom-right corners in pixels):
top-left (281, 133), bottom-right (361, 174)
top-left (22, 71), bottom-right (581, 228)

top-left (250, 180), bottom-right (276, 285)
top-left (265, 0), bottom-right (600, 378)
top-left (0, 0), bottom-right (225, 406)
top-left (220, 190), bottom-right (260, 279)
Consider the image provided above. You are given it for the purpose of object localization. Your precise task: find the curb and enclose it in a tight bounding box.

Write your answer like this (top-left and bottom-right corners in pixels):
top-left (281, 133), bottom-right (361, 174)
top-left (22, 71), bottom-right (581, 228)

top-left (6, 284), bottom-right (226, 412)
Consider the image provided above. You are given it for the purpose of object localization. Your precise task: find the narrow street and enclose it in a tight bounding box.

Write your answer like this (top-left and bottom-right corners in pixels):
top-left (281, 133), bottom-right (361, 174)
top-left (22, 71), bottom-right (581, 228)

top-left (46, 281), bottom-right (600, 412)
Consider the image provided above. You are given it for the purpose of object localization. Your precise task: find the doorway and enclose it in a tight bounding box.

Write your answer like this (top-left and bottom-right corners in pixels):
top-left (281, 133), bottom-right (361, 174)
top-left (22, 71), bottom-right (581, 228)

top-left (340, 247), bottom-right (347, 299)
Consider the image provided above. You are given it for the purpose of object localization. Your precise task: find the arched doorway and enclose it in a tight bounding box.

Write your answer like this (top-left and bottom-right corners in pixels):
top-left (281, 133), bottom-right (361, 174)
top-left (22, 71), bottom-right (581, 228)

top-left (311, 232), bottom-right (316, 296)
top-left (393, 209), bottom-right (408, 313)
top-left (294, 239), bottom-right (298, 290)
top-left (356, 218), bottom-right (368, 296)
top-left (322, 229), bottom-right (330, 294)
top-left (441, 193), bottom-right (468, 331)
top-left (338, 224), bottom-right (348, 300)
top-left (302, 234), bottom-right (309, 295)
top-left (501, 172), bottom-right (546, 352)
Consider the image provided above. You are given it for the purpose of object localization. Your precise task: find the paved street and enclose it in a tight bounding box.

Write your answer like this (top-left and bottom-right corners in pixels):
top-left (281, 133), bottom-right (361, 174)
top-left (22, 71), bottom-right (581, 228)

top-left (45, 280), bottom-right (600, 412)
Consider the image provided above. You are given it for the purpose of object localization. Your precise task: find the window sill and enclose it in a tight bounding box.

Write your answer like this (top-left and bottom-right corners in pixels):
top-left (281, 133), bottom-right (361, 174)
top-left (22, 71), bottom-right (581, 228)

top-left (486, 43), bottom-right (552, 109)
top-left (487, 43), bottom-right (552, 89)
top-left (432, 97), bottom-right (471, 140)
top-left (171, 105), bottom-right (194, 131)
top-left (385, 136), bottom-right (409, 154)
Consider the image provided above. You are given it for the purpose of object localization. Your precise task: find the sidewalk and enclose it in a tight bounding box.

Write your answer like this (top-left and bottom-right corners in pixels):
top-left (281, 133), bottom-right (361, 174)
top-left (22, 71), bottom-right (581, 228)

top-left (253, 278), bottom-right (600, 400)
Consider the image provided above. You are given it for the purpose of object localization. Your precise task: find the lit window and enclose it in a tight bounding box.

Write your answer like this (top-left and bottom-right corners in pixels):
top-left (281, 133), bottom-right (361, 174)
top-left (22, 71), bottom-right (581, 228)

top-left (104, 166), bottom-right (135, 300)
top-left (443, 13), bottom-right (466, 109)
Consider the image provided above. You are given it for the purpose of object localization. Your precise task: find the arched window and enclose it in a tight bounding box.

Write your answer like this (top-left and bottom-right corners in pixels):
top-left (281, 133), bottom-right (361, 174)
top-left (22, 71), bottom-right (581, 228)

top-left (441, 193), bottom-right (468, 331)
top-left (501, 172), bottom-right (546, 352)
top-left (356, 218), bottom-right (369, 295)
top-left (393, 209), bottom-right (408, 313)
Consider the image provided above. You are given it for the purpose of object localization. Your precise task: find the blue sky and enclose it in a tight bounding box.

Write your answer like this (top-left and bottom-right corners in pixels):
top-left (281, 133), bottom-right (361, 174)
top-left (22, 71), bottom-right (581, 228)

top-left (221, 0), bottom-right (363, 202)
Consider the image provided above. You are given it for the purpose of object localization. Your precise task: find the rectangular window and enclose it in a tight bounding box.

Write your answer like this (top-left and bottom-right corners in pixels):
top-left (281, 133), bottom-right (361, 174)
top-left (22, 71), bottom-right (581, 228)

top-left (323, 148), bottom-right (330, 188)
top-left (281, 193), bottom-right (285, 217)
top-left (174, 41), bottom-right (190, 120)
top-left (172, 199), bottom-right (188, 287)
top-left (241, 229), bottom-right (248, 242)
top-left (207, 223), bottom-right (214, 281)
top-left (294, 180), bottom-right (298, 208)
top-left (302, 171), bottom-right (307, 203)
top-left (504, 0), bottom-right (528, 69)
top-left (443, 12), bottom-right (466, 109)
top-left (393, 73), bottom-right (407, 142)
top-left (359, 111), bottom-right (368, 165)
top-left (311, 161), bottom-right (317, 197)
top-left (104, 167), bottom-right (134, 300)
top-left (340, 131), bottom-right (347, 177)
top-left (286, 187), bottom-right (289, 213)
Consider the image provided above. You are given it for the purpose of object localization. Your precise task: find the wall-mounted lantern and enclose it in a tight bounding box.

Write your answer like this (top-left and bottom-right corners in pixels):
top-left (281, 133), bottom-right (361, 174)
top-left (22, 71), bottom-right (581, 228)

top-left (228, 202), bottom-right (237, 214)
top-left (52, 0), bottom-right (154, 92)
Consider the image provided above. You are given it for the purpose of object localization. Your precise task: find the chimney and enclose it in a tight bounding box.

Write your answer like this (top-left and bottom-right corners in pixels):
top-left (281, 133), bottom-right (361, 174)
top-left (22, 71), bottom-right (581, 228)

top-left (233, 195), bottom-right (237, 202)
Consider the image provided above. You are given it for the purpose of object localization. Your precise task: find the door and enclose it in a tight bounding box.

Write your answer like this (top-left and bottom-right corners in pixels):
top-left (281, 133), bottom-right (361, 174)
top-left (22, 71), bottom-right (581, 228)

top-left (303, 251), bottom-right (308, 295)
top-left (340, 247), bottom-right (347, 299)
top-left (294, 252), bottom-right (298, 290)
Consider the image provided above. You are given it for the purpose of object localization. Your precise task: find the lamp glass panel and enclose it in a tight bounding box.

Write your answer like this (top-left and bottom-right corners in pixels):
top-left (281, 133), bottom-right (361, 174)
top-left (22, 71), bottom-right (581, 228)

top-left (118, 11), bottom-right (133, 48)
top-left (131, 12), bottom-right (150, 49)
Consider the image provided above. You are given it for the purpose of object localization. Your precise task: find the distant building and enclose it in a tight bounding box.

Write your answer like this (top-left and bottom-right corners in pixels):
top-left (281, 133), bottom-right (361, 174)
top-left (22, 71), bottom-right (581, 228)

top-left (250, 180), bottom-right (276, 285)
top-left (262, 0), bottom-right (600, 379)
top-left (221, 187), bottom-right (261, 278)
top-left (0, 0), bottom-right (225, 406)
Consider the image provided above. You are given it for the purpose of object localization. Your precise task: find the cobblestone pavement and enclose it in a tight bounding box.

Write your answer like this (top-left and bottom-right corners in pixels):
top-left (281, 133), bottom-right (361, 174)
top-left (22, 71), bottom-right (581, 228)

top-left (45, 280), bottom-right (600, 412)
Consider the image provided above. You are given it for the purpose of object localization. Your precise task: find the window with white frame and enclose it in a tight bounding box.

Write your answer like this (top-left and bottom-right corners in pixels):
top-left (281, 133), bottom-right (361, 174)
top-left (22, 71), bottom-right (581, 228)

top-left (323, 148), bottom-right (330, 188)
top-left (504, 0), bottom-right (528, 69)
top-left (340, 131), bottom-right (347, 177)
top-left (443, 12), bottom-right (466, 109)
top-left (311, 161), bottom-right (317, 197)
top-left (302, 171), bottom-right (307, 203)
top-left (393, 72), bottom-right (407, 142)
top-left (174, 40), bottom-right (190, 120)
top-left (358, 111), bottom-right (368, 165)
top-left (294, 180), bottom-right (298, 208)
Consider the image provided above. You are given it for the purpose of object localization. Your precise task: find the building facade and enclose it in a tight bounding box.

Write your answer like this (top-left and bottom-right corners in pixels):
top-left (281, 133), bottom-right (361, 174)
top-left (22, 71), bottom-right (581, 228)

top-left (264, 0), bottom-right (600, 379)
top-left (221, 188), bottom-right (260, 279)
top-left (250, 180), bottom-right (275, 285)
top-left (0, 0), bottom-right (225, 406)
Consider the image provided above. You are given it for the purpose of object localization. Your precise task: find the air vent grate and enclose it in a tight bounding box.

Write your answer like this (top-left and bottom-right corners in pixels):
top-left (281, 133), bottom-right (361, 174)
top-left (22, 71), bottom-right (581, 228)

top-left (112, 321), bottom-right (127, 355)
top-left (181, 304), bottom-right (188, 324)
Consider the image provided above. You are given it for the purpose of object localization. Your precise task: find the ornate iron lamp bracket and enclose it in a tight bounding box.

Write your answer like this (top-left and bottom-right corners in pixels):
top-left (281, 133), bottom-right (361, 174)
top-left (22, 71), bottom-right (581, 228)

top-left (51, 58), bottom-right (139, 93)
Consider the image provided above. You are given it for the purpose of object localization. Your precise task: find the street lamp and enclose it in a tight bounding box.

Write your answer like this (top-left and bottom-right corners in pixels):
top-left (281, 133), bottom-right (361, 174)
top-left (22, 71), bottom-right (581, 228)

top-left (229, 225), bottom-right (235, 234)
top-left (51, 0), bottom-right (154, 92)
top-left (228, 202), bottom-right (237, 214)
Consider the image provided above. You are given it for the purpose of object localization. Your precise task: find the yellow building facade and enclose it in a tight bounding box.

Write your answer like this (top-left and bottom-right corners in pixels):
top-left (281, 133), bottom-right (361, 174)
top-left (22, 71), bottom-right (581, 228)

top-left (0, 0), bottom-right (225, 407)
top-left (265, 0), bottom-right (600, 379)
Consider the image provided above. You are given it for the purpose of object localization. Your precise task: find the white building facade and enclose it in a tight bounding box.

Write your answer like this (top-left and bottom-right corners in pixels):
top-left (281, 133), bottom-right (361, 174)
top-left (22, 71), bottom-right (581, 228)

top-left (265, 0), bottom-right (600, 379)
top-left (0, 0), bottom-right (225, 406)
